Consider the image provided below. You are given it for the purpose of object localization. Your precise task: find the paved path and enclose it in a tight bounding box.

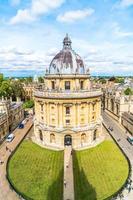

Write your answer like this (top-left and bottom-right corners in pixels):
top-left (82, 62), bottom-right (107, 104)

top-left (0, 119), bottom-right (33, 200)
top-left (103, 111), bottom-right (133, 200)
top-left (63, 146), bottom-right (74, 200)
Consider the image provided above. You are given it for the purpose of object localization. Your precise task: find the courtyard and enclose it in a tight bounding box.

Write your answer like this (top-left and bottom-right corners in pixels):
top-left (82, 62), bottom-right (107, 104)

top-left (6, 136), bottom-right (129, 200)
top-left (73, 140), bottom-right (129, 200)
top-left (7, 140), bottom-right (64, 200)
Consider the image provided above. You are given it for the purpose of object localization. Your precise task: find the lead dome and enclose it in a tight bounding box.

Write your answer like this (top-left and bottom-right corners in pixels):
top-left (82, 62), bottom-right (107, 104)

top-left (47, 34), bottom-right (87, 75)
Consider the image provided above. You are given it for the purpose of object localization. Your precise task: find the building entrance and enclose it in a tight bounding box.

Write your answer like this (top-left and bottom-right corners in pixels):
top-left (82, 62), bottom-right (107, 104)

top-left (64, 135), bottom-right (72, 146)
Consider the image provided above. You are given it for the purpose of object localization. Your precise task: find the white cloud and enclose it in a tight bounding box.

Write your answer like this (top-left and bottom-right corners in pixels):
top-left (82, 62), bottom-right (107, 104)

top-left (10, 9), bottom-right (35, 25)
top-left (114, 0), bottom-right (133, 9)
top-left (111, 22), bottom-right (133, 38)
top-left (10, 0), bottom-right (65, 24)
top-left (31, 0), bottom-right (65, 16)
top-left (57, 8), bottom-right (94, 23)
top-left (10, 0), bottom-right (21, 6)
top-left (120, 0), bottom-right (133, 7)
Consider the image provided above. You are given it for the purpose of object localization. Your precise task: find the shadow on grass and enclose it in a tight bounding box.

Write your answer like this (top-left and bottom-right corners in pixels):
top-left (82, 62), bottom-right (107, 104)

top-left (47, 167), bottom-right (63, 200)
top-left (73, 151), bottom-right (97, 200)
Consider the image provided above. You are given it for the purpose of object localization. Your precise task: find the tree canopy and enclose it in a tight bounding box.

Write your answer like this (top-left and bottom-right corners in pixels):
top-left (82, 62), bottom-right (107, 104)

top-left (124, 87), bottom-right (133, 95)
top-left (0, 78), bottom-right (24, 98)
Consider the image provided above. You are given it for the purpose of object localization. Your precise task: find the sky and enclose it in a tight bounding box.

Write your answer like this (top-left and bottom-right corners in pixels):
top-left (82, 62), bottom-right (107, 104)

top-left (0, 0), bottom-right (133, 77)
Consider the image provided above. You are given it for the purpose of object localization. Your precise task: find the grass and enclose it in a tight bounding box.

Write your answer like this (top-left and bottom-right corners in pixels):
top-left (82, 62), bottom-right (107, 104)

top-left (8, 140), bottom-right (64, 200)
top-left (73, 140), bottom-right (129, 200)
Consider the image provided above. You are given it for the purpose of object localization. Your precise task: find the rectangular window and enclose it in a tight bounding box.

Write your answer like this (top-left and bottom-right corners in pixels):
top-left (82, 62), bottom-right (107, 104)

top-left (80, 81), bottom-right (84, 90)
top-left (66, 107), bottom-right (70, 115)
top-left (51, 81), bottom-right (55, 90)
top-left (41, 104), bottom-right (43, 112)
top-left (66, 119), bottom-right (70, 125)
top-left (65, 81), bottom-right (70, 90)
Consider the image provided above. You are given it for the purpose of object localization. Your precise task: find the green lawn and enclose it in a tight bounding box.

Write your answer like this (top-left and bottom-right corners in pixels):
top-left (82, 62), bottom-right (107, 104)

top-left (73, 140), bottom-right (129, 200)
top-left (8, 140), bottom-right (64, 200)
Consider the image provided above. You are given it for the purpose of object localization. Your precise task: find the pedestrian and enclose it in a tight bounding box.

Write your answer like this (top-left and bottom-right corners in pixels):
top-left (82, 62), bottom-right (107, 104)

top-left (0, 160), bottom-right (4, 164)
top-left (64, 180), bottom-right (67, 188)
top-left (9, 149), bottom-right (12, 153)
top-left (128, 187), bottom-right (131, 193)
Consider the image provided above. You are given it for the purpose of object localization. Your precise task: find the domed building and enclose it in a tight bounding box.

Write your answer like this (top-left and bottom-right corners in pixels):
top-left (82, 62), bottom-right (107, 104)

top-left (33, 34), bottom-right (103, 149)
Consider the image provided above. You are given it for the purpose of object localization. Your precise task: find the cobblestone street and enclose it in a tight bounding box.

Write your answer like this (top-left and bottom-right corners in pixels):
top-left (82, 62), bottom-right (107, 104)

top-left (0, 119), bottom-right (33, 200)
top-left (103, 111), bottom-right (133, 200)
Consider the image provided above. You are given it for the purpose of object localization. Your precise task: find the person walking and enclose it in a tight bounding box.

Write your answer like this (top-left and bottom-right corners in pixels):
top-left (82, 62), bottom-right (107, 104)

top-left (6, 146), bottom-right (8, 151)
top-left (64, 179), bottom-right (67, 188)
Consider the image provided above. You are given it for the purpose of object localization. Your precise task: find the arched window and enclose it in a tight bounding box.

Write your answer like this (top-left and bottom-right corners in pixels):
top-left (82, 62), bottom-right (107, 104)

top-left (39, 130), bottom-right (43, 141)
top-left (50, 133), bottom-right (55, 143)
top-left (111, 99), bottom-right (114, 112)
top-left (116, 104), bottom-right (119, 115)
top-left (93, 130), bottom-right (97, 141)
top-left (80, 81), bottom-right (84, 90)
top-left (66, 107), bottom-right (70, 114)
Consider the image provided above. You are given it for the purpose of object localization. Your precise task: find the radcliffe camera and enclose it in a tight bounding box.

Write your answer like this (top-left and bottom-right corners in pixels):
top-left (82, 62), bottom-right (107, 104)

top-left (0, 1), bottom-right (133, 200)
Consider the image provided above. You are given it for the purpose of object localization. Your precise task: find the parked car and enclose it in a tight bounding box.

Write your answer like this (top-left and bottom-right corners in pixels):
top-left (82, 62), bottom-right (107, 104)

top-left (18, 123), bottom-right (24, 129)
top-left (127, 136), bottom-right (133, 145)
top-left (108, 127), bottom-right (113, 131)
top-left (6, 133), bottom-right (15, 142)
top-left (22, 119), bottom-right (27, 125)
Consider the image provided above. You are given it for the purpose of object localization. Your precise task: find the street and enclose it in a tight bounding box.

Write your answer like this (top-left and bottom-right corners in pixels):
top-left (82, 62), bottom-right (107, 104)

top-left (0, 118), bottom-right (33, 200)
top-left (103, 111), bottom-right (133, 200)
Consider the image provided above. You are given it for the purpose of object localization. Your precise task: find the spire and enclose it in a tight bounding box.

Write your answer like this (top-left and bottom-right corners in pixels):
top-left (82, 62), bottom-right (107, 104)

top-left (63, 33), bottom-right (72, 49)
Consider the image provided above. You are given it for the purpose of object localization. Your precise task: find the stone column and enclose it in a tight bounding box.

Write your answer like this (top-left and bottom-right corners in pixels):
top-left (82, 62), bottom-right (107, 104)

top-left (59, 103), bottom-right (63, 127)
top-left (44, 102), bottom-right (47, 125)
top-left (73, 103), bottom-right (76, 126)
top-left (90, 102), bottom-right (93, 122)
top-left (46, 102), bottom-right (50, 126)
top-left (77, 103), bottom-right (80, 126)
top-left (86, 102), bottom-right (89, 125)
top-left (55, 103), bottom-right (58, 127)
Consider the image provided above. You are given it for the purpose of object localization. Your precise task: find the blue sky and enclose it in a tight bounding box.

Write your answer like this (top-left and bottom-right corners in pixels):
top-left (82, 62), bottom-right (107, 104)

top-left (0, 0), bottom-right (133, 77)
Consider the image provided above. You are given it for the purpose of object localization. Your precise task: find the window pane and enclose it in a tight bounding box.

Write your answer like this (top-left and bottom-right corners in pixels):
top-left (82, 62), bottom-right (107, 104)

top-left (80, 81), bottom-right (84, 90)
top-left (66, 107), bottom-right (70, 114)
top-left (65, 81), bottom-right (70, 90)
top-left (52, 81), bottom-right (55, 89)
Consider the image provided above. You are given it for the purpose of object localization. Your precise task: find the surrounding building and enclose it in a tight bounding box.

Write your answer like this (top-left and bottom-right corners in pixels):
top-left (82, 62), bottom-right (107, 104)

top-left (0, 98), bottom-right (24, 142)
top-left (22, 83), bottom-right (44, 101)
top-left (0, 113), bottom-right (8, 142)
top-left (103, 82), bottom-right (133, 123)
top-left (121, 112), bottom-right (133, 135)
top-left (33, 34), bottom-right (103, 150)
top-left (22, 84), bottom-right (35, 100)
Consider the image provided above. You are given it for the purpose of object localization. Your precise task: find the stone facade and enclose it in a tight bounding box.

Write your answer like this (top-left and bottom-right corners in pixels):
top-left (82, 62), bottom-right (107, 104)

top-left (0, 99), bottom-right (24, 142)
top-left (33, 35), bottom-right (103, 150)
top-left (104, 88), bottom-right (133, 123)
top-left (0, 113), bottom-right (8, 142)
top-left (121, 112), bottom-right (133, 135)
top-left (22, 84), bottom-right (34, 100)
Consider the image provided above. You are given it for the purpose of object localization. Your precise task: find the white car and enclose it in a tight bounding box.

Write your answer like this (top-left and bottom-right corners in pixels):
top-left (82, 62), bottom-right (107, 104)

top-left (6, 133), bottom-right (15, 142)
top-left (127, 136), bottom-right (133, 145)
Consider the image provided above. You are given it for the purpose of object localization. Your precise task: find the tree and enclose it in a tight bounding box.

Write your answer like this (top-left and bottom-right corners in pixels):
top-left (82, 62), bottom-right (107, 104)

top-left (23, 100), bottom-right (34, 109)
top-left (0, 73), bottom-right (4, 83)
top-left (38, 76), bottom-right (44, 83)
top-left (115, 77), bottom-right (124, 83)
top-left (109, 77), bottom-right (116, 82)
top-left (0, 80), bottom-right (13, 98)
top-left (99, 78), bottom-right (106, 84)
top-left (25, 77), bottom-right (33, 84)
top-left (11, 80), bottom-right (24, 99)
top-left (124, 87), bottom-right (133, 95)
